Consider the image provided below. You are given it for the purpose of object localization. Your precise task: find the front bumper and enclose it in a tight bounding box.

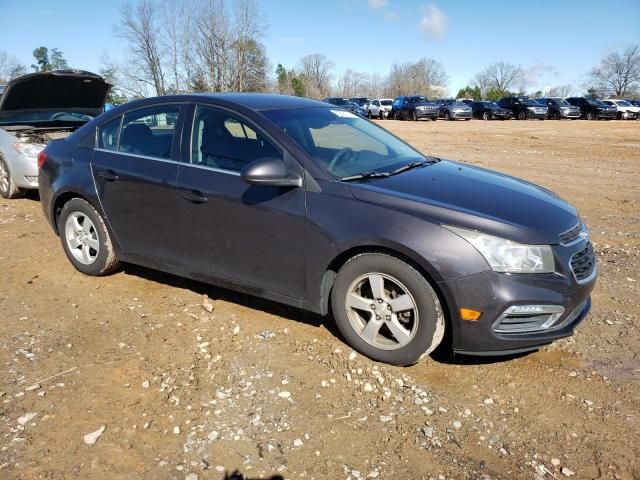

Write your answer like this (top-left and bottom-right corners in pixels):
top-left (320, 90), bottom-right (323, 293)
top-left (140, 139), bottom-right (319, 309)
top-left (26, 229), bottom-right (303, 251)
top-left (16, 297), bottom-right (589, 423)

top-left (595, 111), bottom-right (616, 119)
top-left (527, 110), bottom-right (548, 119)
top-left (415, 109), bottom-right (439, 119)
top-left (441, 241), bottom-right (597, 355)
top-left (4, 149), bottom-right (39, 189)
top-left (451, 110), bottom-right (472, 119)
top-left (560, 110), bottom-right (581, 118)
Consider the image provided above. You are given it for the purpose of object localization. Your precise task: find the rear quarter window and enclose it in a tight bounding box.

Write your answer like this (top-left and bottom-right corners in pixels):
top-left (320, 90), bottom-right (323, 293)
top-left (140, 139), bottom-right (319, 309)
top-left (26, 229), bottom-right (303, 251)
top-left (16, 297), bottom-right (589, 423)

top-left (98, 116), bottom-right (122, 151)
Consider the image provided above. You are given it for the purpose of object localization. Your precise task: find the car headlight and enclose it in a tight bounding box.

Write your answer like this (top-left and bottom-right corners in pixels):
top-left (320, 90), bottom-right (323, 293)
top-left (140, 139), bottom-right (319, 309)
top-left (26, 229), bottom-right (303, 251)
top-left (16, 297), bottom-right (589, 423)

top-left (445, 226), bottom-right (555, 273)
top-left (13, 142), bottom-right (45, 158)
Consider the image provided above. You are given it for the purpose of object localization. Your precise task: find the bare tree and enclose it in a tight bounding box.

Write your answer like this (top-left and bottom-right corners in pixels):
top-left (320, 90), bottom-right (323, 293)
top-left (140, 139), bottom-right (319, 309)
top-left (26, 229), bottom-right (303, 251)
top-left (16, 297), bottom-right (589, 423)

top-left (336, 69), bottom-right (369, 97)
top-left (115, 0), bottom-right (167, 96)
top-left (472, 62), bottom-right (524, 97)
top-left (297, 54), bottom-right (334, 98)
top-left (0, 51), bottom-right (27, 82)
top-left (546, 84), bottom-right (574, 98)
top-left (384, 58), bottom-right (448, 98)
top-left (588, 44), bottom-right (640, 97)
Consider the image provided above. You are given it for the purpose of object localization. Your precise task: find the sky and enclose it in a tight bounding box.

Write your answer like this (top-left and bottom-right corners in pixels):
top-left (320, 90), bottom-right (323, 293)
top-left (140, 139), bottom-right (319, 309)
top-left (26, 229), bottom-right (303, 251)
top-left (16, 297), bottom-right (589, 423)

top-left (1, 0), bottom-right (639, 95)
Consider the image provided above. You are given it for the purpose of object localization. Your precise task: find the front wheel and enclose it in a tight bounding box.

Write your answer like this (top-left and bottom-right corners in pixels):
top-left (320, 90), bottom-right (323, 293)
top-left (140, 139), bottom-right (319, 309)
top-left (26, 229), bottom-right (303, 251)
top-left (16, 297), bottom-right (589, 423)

top-left (586, 111), bottom-right (595, 120)
top-left (482, 111), bottom-right (491, 121)
top-left (58, 198), bottom-right (121, 276)
top-left (517, 111), bottom-right (527, 120)
top-left (367, 110), bottom-right (372, 119)
top-left (0, 157), bottom-right (24, 199)
top-left (331, 253), bottom-right (445, 366)
top-left (410, 110), bottom-right (417, 121)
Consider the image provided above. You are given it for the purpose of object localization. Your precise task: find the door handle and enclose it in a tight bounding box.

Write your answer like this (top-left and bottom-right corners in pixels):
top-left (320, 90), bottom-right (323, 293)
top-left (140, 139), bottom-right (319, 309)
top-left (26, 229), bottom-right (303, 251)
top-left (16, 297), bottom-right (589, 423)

top-left (98, 170), bottom-right (118, 182)
top-left (182, 191), bottom-right (208, 204)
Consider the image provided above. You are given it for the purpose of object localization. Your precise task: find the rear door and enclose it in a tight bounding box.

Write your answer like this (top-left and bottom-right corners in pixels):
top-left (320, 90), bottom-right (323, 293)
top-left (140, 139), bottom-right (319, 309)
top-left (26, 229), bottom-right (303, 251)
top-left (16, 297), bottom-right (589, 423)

top-left (92, 104), bottom-right (186, 264)
top-left (175, 104), bottom-right (307, 299)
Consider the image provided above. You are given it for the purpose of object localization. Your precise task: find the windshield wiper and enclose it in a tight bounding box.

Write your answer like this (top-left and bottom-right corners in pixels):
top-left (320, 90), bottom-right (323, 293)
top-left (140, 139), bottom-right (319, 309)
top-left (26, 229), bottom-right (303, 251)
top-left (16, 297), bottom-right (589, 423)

top-left (340, 157), bottom-right (440, 182)
top-left (340, 170), bottom-right (391, 181)
top-left (388, 157), bottom-right (440, 176)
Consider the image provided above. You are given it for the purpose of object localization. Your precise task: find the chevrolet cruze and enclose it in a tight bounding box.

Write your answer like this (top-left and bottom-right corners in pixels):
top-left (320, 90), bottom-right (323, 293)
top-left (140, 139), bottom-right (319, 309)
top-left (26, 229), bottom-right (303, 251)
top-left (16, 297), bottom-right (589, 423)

top-left (38, 94), bottom-right (597, 365)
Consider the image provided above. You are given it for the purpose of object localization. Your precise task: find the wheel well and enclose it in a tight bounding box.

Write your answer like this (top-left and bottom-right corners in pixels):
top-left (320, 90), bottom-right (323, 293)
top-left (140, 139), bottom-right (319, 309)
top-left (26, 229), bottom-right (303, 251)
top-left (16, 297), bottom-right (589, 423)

top-left (320, 246), bottom-right (452, 330)
top-left (52, 192), bottom-right (85, 234)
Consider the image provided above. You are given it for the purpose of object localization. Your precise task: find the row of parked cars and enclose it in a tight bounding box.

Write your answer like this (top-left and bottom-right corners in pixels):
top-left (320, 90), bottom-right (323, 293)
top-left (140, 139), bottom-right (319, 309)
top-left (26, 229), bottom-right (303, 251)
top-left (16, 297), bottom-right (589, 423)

top-left (323, 95), bottom-right (640, 121)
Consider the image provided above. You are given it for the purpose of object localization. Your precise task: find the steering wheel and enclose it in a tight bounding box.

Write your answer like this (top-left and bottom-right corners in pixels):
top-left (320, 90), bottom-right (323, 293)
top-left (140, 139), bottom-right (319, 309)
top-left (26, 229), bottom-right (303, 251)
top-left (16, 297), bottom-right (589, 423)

top-left (327, 147), bottom-right (356, 173)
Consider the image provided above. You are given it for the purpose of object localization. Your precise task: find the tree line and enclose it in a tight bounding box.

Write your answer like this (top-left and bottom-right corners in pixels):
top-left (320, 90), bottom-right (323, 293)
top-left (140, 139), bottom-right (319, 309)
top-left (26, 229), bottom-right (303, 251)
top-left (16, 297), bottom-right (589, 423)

top-left (0, 0), bottom-right (638, 104)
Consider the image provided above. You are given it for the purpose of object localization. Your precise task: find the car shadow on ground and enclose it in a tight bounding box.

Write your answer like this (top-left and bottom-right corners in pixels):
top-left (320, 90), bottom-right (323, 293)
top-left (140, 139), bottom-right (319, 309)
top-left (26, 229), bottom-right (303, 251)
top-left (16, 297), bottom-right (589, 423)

top-left (121, 263), bottom-right (533, 367)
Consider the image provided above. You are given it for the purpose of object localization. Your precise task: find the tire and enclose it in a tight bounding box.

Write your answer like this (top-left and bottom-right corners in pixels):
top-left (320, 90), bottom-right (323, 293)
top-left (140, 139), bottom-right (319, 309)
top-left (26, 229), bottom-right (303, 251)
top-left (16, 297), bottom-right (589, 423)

top-left (331, 253), bottom-right (445, 366)
top-left (367, 110), bottom-right (372, 119)
top-left (58, 198), bottom-right (121, 276)
top-left (586, 111), bottom-right (594, 120)
top-left (517, 110), bottom-right (526, 120)
top-left (464, 118), bottom-right (471, 121)
top-left (410, 110), bottom-right (417, 121)
top-left (430, 116), bottom-right (437, 121)
top-left (553, 111), bottom-right (561, 120)
top-left (0, 157), bottom-right (24, 199)
top-left (482, 111), bottom-right (491, 121)
top-left (379, 111), bottom-right (384, 120)
top-left (445, 111), bottom-right (453, 121)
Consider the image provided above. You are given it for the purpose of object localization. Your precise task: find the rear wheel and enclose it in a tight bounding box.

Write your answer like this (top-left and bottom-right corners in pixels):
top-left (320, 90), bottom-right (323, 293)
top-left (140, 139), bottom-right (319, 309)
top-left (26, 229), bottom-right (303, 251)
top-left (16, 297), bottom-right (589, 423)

top-left (517, 110), bottom-right (527, 120)
top-left (0, 157), bottom-right (24, 199)
top-left (379, 111), bottom-right (384, 120)
top-left (58, 198), bottom-right (120, 276)
top-left (331, 253), bottom-right (445, 366)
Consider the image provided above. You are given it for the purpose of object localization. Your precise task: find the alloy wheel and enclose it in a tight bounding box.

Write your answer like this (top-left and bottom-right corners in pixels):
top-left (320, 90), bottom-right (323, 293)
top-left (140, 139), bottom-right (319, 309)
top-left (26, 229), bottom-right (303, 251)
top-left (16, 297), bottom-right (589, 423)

top-left (345, 273), bottom-right (419, 350)
top-left (0, 160), bottom-right (9, 194)
top-left (64, 211), bottom-right (100, 265)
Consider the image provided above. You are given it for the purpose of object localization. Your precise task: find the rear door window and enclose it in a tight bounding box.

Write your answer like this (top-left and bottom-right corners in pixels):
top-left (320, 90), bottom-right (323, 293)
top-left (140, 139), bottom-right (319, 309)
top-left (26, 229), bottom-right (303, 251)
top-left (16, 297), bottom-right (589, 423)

top-left (119, 105), bottom-right (180, 159)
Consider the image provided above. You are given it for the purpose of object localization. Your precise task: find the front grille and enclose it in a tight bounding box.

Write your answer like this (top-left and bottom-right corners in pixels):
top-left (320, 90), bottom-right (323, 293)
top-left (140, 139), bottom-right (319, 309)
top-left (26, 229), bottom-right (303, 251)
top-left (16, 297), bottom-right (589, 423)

top-left (570, 242), bottom-right (596, 282)
top-left (559, 223), bottom-right (582, 244)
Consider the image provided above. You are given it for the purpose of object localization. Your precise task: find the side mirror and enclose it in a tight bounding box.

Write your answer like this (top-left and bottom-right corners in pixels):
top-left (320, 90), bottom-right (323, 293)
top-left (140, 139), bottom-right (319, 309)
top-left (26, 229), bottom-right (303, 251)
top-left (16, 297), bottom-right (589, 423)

top-left (241, 157), bottom-right (303, 188)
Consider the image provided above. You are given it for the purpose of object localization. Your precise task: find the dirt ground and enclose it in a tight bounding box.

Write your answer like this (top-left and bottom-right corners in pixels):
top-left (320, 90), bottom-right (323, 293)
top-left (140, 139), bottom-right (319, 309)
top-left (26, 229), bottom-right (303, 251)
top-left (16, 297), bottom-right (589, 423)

top-left (1, 119), bottom-right (639, 480)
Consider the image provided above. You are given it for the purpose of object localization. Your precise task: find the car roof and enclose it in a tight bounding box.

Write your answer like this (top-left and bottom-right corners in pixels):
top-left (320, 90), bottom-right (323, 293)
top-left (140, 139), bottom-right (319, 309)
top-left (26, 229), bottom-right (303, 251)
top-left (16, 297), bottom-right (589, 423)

top-left (120, 93), bottom-right (332, 113)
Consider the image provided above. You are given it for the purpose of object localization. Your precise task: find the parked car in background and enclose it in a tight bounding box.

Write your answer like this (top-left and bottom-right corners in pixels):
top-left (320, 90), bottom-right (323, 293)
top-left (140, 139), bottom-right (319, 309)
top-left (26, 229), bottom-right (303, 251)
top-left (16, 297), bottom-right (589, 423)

top-left (365, 98), bottom-right (393, 119)
top-left (537, 97), bottom-right (582, 120)
top-left (623, 99), bottom-right (640, 108)
top-left (470, 101), bottom-right (512, 120)
top-left (0, 70), bottom-right (110, 199)
top-left (497, 96), bottom-right (548, 120)
top-left (350, 97), bottom-right (370, 108)
top-left (602, 99), bottom-right (640, 119)
top-left (565, 97), bottom-right (617, 120)
top-left (437, 99), bottom-right (472, 120)
top-left (39, 93), bottom-right (597, 365)
top-left (322, 97), bottom-right (366, 116)
top-left (390, 96), bottom-right (439, 121)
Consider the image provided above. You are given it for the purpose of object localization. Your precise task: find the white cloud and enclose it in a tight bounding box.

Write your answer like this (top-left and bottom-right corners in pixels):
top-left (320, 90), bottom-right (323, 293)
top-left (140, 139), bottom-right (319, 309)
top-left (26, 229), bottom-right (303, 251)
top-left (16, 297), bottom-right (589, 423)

top-left (522, 60), bottom-right (559, 87)
top-left (368, 0), bottom-right (389, 9)
top-left (418, 4), bottom-right (448, 40)
top-left (384, 10), bottom-right (399, 21)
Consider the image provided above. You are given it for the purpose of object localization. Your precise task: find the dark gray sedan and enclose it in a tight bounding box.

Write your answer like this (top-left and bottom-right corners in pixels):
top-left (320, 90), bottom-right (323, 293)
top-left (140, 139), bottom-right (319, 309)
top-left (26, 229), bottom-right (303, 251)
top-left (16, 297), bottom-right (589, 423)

top-left (38, 94), bottom-right (596, 365)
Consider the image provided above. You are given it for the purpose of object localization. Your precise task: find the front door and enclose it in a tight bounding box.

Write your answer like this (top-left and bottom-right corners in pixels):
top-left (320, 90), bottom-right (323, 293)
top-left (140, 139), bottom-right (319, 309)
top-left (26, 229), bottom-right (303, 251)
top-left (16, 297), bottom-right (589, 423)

top-left (92, 104), bottom-right (185, 264)
top-left (176, 104), bottom-right (307, 299)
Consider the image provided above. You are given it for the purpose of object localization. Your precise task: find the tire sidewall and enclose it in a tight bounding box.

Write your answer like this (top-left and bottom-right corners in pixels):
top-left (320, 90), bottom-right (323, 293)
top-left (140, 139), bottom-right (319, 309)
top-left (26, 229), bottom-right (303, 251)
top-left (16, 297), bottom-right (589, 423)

top-left (331, 254), bottom-right (442, 366)
top-left (58, 198), bottom-right (115, 276)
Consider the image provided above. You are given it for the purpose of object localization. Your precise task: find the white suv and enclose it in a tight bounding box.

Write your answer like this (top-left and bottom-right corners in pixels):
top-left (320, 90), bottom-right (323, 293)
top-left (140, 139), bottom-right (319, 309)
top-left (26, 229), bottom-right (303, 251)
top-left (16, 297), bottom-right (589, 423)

top-left (366, 98), bottom-right (394, 119)
top-left (602, 99), bottom-right (640, 119)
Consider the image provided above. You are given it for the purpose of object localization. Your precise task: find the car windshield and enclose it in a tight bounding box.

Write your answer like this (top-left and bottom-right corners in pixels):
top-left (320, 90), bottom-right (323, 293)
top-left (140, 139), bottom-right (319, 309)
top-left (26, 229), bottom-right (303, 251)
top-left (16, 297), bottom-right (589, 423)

top-left (332, 98), bottom-right (351, 106)
top-left (524, 99), bottom-right (541, 106)
top-left (264, 107), bottom-right (429, 178)
top-left (0, 110), bottom-right (94, 126)
top-left (380, 100), bottom-right (392, 106)
top-left (551, 98), bottom-right (570, 106)
top-left (616, 100), bottom-right (632, 106)
top-left (487, 102), bottom-right (499, 107)
top-left (409, 97), bottom-right (427, 103)
top-left (587, 98), bottom-right (604, 106)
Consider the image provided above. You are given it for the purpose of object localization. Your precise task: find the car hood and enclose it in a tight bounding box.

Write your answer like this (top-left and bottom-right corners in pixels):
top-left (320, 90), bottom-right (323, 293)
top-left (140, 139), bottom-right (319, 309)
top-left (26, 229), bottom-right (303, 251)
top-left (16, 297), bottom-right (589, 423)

top-left (348, 159), bottom-right (578, 245)
top-left (0, 70), bottom-right (111, 120)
